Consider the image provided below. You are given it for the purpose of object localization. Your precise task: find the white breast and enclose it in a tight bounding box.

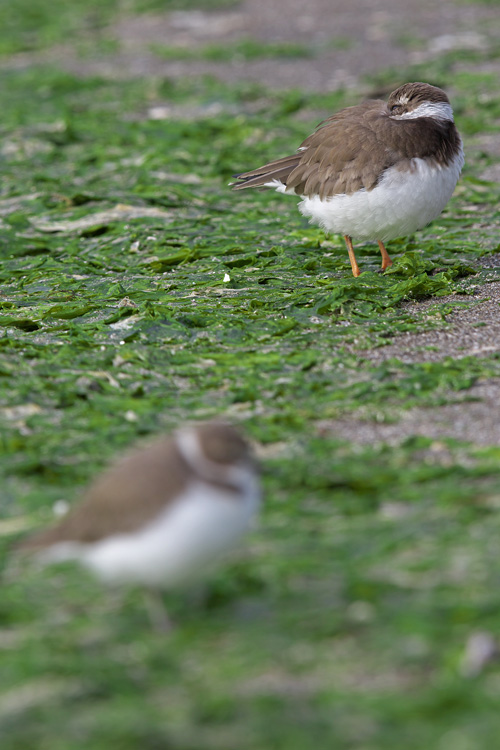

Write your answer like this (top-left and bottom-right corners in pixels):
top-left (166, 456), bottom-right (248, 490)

top-left (289, 148), bottom-right (464, 242)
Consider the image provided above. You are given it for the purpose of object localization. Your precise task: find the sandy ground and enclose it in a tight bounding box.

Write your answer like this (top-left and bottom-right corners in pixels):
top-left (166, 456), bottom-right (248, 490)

top-left (365, 279), bottom-right (500, 368)
top-left (4, 0), bottom-right (500, 446)
top-left (318, 280), bottom-right (500, 447)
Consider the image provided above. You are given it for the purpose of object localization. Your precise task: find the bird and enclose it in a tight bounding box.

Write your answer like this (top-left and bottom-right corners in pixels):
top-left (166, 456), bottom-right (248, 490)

top-left (231, 82), bottom-right (464, 277)
top-left (17, 422), bottom-right (260, 626)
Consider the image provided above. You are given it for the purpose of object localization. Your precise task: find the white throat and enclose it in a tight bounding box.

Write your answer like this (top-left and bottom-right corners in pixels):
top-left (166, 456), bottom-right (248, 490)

top-left (393, 101), bottom-right (454, 122)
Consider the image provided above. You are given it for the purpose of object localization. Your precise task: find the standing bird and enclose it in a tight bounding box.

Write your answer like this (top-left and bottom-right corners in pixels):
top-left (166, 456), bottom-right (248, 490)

top-left (231, 82), bottom-right (464, 277)
top-left (17, 422), bottom-right (260, 625)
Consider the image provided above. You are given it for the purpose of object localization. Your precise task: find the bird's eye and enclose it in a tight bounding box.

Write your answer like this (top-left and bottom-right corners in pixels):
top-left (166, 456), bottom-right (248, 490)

top-left (390, 104), bottom-right (399, 113)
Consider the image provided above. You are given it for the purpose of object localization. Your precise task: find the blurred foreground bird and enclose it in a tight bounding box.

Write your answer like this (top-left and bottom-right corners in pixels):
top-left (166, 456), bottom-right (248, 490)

top-left (232, 82), bottom-right (463, 277)
top-left (17, 422), bottom-right (260, 627)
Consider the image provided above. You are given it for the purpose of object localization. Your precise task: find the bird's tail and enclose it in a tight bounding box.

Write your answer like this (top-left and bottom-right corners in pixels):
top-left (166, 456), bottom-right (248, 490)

top-left (230, 154), bottom-right (301, 189)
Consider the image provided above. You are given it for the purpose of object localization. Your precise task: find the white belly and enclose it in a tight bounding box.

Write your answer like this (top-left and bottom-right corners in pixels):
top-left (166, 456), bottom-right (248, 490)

top-left (293, 151), bottom-right (464, 242)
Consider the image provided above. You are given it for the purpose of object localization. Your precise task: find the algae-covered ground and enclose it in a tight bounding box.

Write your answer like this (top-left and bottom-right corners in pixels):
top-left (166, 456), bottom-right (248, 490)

top-left (2, 1), bottom-right (500, 748)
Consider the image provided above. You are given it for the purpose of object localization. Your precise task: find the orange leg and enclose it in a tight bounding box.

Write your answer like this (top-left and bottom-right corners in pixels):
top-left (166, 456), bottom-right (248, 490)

top-left (378, 240), bottom-right (392, 271)
top-left (343, 235), bottom-right (361, 277)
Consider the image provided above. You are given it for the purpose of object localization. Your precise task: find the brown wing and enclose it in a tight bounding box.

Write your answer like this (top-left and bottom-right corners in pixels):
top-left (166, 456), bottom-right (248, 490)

top-left (232, 100), bottom-right (395, 198)
top-left (287, 101), bottom-right (397, 198)
top-left (18, 438), bottom-right (191, 548)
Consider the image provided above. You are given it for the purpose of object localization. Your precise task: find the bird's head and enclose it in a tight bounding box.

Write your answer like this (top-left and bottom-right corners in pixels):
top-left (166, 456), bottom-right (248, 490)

top-left (387, 82), bottom-right (454, 122)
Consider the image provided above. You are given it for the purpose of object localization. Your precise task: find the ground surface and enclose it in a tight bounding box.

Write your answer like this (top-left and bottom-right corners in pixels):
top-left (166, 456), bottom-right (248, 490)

top-left (1, 1), bottom-right (500, 748)
top-left (5, 0), bottom-right (500, 92)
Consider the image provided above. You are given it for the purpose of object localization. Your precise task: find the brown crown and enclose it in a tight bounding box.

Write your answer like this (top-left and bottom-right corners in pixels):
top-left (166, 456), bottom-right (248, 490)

top-left (196, 422), bottom-right (252, 466)
top-left (387, 82), bottom-right (451, 110)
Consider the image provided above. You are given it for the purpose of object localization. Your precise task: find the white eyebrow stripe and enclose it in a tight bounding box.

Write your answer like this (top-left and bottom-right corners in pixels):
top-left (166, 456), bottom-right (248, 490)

top-left (394, 101), bottom-right (454, 122)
